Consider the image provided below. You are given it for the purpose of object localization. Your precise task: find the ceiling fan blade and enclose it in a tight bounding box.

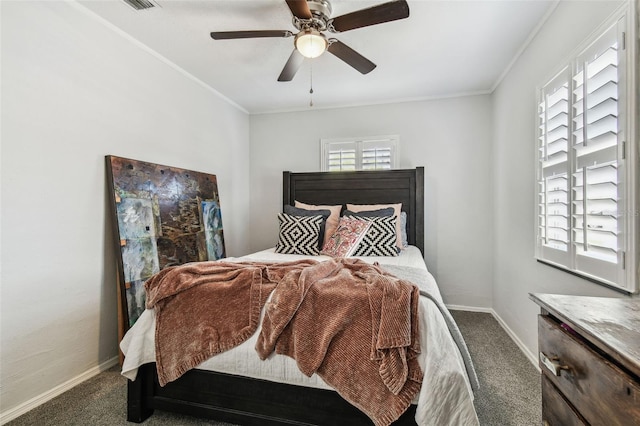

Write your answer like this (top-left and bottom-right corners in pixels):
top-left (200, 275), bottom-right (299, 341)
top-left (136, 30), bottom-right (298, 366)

top-left (278, 49), bottom-right (305, 81)
top-left (330, 0), bottom-right (409, 33)
top-left (285, 0), bottom-right (312, 20)
top-left (210, 30), bottom-right (293, 40)
top-left (327, 40), bottom-right (376, 74)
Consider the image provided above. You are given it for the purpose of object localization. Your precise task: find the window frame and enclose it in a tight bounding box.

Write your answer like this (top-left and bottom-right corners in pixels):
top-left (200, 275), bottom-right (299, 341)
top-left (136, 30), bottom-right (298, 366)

top-left (534, 3), bottom-right (638, 294)
top-left (320, 135), bottom-right (399, 172)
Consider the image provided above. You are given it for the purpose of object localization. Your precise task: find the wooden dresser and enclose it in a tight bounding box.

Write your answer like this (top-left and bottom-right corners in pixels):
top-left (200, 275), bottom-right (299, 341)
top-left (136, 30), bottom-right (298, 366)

top-left (529, 293), bottom-right (640, 426)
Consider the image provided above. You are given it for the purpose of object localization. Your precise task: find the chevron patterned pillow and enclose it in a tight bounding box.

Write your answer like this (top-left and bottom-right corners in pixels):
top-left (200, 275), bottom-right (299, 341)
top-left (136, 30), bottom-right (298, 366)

top-left (275, 213), bottom-right (324, 255)
top-left (346, 215), bottom-right (398, 257)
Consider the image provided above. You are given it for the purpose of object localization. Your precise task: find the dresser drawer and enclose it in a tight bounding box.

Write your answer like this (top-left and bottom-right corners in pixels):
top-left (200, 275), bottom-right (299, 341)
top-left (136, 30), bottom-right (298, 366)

top-left (541, 374), bottom-right (586, 426)
top-left (538, 315), bottom-right (640, 426)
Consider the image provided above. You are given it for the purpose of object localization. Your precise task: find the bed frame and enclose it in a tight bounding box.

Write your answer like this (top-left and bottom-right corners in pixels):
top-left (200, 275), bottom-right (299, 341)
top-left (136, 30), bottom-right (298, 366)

top-left (283, 168), bottom-right (424, 255)
top-left (127, 167), bottom-right (425, 425)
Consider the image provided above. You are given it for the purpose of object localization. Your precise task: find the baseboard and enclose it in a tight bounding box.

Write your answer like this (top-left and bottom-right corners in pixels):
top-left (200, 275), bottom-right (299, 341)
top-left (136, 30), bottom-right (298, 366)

top-left (446, 304), bottom-right (494, 314)
top-left (488, 310), bottom-right (540, 371)
top-left (447, 304), bottom-right (540, 372)
top-left (0, 356), bottom-right (119, 425)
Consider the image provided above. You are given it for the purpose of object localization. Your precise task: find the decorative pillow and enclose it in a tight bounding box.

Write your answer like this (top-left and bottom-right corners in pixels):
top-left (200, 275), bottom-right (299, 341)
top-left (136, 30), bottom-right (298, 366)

top-left (342, 207), bottom-right (395, 218)
top-left (400, 211), bottom-right (408, 249)
top-left (284, 205), bottom-right (330, 250)
top-left (346, 203), bottom-right (403, 249)
top-left (346, 215), bottom-right (398, 257)
top-left (294, 201), bottom-right (342, 247)
top-left (320, 217), bottom-right (371, 258)
top-left (275, 213), bottom-right (324, 255)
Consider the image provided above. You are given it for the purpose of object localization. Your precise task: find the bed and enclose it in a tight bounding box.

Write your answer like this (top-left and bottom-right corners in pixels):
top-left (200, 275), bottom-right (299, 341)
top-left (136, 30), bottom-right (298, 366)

top-left (121, 167), bottom-right (479, 425)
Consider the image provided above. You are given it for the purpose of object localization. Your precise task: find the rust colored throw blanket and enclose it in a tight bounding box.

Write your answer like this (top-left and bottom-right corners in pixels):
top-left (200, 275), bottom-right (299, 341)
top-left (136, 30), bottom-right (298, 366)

top-left (256, 259), bottom-right (423, 426)
top-left (145, 259), bottom-right (317, 386)
top-left (146, 258), bottom-right (422, 426)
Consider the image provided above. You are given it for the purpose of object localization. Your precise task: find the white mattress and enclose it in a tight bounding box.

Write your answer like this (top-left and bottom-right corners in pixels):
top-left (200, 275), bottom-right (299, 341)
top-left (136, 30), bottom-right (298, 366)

top-left (120, 247), bottom-right (478, 426)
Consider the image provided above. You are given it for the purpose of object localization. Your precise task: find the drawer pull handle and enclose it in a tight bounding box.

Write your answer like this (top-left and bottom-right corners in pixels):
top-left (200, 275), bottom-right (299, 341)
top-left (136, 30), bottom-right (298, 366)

top-left (540, 352), bottom-right (569, 376)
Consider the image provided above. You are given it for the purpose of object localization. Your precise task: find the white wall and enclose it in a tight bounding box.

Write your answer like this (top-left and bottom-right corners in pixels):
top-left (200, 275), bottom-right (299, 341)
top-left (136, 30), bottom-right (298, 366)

top-left (492, 0), bottom-right (632, 361)
top-left (0, 1), bottom-right (250, 416)
top-left (250, 96), bottom-right (494, 308)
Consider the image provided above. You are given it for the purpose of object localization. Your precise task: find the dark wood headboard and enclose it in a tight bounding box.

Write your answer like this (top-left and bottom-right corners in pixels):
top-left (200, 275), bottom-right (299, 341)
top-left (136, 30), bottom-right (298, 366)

top-left (283, 168), bottom-right (424, 255)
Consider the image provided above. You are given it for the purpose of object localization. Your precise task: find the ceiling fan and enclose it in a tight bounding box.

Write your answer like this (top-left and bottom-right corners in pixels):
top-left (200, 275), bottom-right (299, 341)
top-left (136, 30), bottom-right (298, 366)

top-left (210, 0), bottom-right (410, 82)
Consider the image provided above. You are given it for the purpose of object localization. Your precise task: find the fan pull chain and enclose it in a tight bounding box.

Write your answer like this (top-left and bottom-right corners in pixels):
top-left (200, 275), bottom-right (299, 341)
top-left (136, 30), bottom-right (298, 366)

top-left (309, 61), bottom-right (314, 107)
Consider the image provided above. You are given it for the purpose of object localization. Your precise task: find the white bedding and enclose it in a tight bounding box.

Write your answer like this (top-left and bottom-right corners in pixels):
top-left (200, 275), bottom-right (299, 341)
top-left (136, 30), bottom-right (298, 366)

top-left (236, 246), bottom-right (430, 271)
top-left (120, 246), bottom-right (479, 426)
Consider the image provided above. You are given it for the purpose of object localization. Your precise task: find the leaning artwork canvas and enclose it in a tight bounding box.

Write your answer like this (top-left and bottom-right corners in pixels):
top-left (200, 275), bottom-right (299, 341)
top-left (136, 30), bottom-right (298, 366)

top-left (106, 156), bottom-right (226, 329)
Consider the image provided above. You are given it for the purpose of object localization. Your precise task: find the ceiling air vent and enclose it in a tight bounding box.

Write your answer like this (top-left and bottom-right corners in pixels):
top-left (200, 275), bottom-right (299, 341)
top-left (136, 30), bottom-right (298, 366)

top-left (122, 0), bottom-right (157, 11)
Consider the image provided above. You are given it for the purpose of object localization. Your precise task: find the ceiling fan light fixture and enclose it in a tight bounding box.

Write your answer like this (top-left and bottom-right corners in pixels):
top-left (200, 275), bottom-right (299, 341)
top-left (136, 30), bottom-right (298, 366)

top-left (295, 29), bottom-right (327, 58)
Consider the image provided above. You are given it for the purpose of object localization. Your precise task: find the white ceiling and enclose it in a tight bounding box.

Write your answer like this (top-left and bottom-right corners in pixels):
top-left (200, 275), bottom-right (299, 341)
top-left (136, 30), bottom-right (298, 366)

top-left (79, 0), bottom-right (555, 114)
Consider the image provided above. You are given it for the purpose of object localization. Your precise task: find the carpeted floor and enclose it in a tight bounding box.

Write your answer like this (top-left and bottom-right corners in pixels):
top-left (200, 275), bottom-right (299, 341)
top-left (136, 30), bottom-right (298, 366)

top-left (7, 311), bottom-right (541, 426)
top-left (452, 311), bottom-right (541, 425)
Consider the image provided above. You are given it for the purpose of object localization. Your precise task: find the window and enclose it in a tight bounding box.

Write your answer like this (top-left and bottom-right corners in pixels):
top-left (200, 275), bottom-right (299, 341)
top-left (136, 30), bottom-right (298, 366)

top-left (321, 135), bottom-right (398, 172)
top-left (536, 10), bottom-right (637, 293)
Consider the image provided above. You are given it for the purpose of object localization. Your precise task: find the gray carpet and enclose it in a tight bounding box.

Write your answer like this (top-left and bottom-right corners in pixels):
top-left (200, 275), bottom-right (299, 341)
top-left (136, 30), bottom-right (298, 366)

top-left (452, 311), bottom-right (541, 425)
top-left (7, 311), bottom-right (541, 425)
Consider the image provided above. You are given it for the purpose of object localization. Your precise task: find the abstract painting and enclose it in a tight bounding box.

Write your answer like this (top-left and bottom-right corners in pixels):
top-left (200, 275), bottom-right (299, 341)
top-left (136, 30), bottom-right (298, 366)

top-left (106, 156), bottom-right (226, 330)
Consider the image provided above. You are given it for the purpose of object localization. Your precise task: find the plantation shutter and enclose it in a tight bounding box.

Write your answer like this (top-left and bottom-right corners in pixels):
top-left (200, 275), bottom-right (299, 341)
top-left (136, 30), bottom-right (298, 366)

top-left (327, 142), bottom-right (357, 171)
top-left (322, 136), bottom-right (398, 172)
top-left (536, 16), bottom-right (633, 292)
top-left (538, 69), bottom-right (571, 264)
top-left (361, 140), bottom-right (394, 170)
top-left (571, 22), bottom-right (624, 283)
